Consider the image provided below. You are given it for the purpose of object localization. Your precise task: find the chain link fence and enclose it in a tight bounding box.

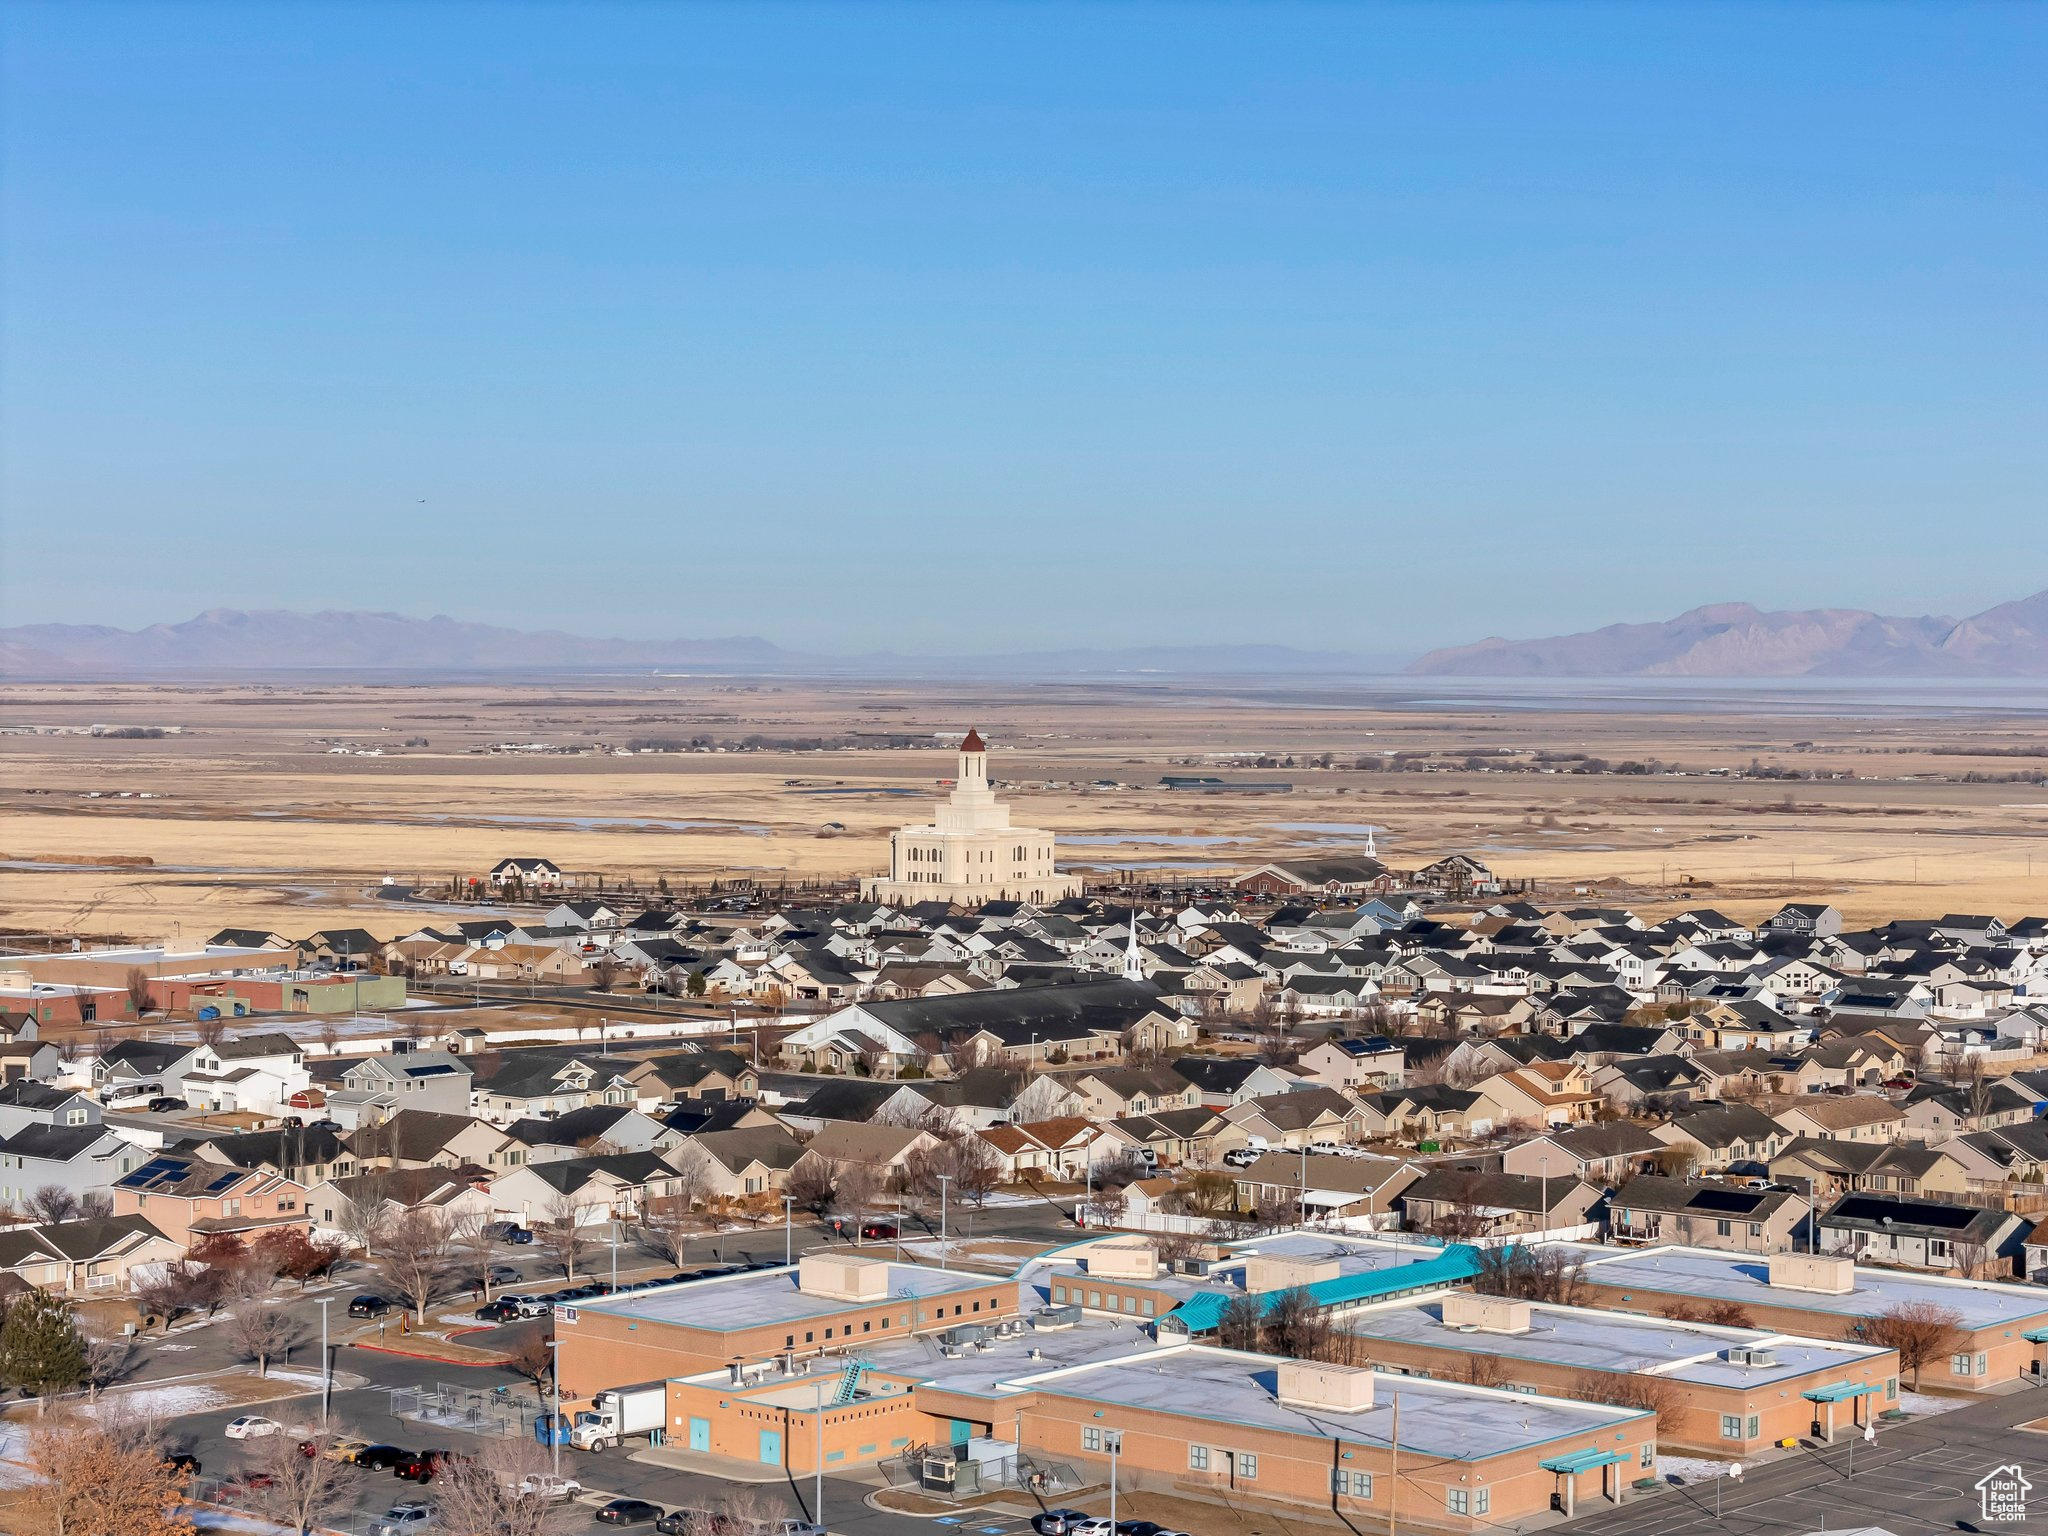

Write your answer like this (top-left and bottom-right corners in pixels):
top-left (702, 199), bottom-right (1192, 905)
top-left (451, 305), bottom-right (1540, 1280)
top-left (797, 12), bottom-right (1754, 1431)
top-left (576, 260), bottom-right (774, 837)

top-left (386, 1379), bottom-right (549, 1440)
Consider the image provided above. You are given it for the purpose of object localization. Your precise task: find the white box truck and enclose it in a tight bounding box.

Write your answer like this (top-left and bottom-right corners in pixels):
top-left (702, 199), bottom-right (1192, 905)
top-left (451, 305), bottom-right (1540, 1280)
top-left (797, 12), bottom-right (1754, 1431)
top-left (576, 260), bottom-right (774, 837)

top-left (568, 1381), bottom-right (667, 1452)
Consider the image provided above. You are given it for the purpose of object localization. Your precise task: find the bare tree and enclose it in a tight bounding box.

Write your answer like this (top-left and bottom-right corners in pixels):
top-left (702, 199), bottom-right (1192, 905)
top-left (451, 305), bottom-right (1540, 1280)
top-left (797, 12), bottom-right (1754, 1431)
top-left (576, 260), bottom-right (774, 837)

top-left (428, 1437), bottom-right (565, 1536)
top-left (1649, 1141), bottom-right (1703, 1180)
top-left (539, 1189), bottom-right (592, 1280)
top-left (1950, 1237), bottom-right (1992, 1281)
top-left (786, 1158), bottom-right (837, 1217)
top-left (831, 1161), bottom-right (883, 1225)
top-left (317, 1019), bottom-right (341, 1056)
top-left (77, 1192), bottom-right (111, 1220)
top-left (1566, 1366), bottom-right (1681, 1428)
top-left (28, 1186), bottom-right (80, 1225)
top-left (1260, 1285), bottom-right (1329, 1358)
top-left (194, 1013), bottom-right (230, 1050)
top-left (1216, 1292), bottom-right (1263, 1352)
top-left (123, 967), bottom-right (153, 1021)
top-left (247, 1426), bottom-right (362, 1536)
top-left (377, 1206), bottom-right (452, 1323)
top-left (449, 1211), bottom-right (504, 1301)
top-left (590, 953), bottom-right (621, 993)
top-left (1864, 1300), bottom-right (1968, 1388)
top-left (1474, 1244), bottom-right (1587, 1305)
top-left (82, 1333), bottom-right (134, 1401)
top-left (505, 1329), bottom-right (557, 1397)
top-left (227, 1271), bottom-right (300, 1376)
top-left (336, 1174), bottom-right (392, 1257)
top-left (636, 1193), bottom-right (698, 1267)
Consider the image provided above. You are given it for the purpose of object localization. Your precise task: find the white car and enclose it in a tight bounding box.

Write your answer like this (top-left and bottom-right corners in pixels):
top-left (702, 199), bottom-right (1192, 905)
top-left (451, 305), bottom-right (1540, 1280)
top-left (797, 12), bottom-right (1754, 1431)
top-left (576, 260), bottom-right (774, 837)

top-left (223, 1415), bottom-right (284, 1440)
top-left (1067, 1521), bottom-right (1116, 1536)
top-left (1306, 1141), bottom-right (1346, 1157)
top-left (517, 1473), bottom-right (583, 1499)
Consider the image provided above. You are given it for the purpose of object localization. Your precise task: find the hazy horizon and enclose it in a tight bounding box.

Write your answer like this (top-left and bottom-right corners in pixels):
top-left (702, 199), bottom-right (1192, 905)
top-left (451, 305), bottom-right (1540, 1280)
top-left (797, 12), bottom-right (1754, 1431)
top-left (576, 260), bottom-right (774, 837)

top-left (3, 4), bottom-right (2042, 649)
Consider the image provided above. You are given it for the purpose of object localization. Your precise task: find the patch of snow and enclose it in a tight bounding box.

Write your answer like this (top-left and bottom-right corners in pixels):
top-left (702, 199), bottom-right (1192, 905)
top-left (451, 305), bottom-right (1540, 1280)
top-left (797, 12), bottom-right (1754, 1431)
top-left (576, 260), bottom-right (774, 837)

top-left (1898, 1391), bottom-right (1965, 1415)
top-left (250, 1367), bottom-right (327, 1387)
top-left (78, 1383), bottom-right (231, 1419)
top-left (1655, 1453), bottom-right (1739, 1485)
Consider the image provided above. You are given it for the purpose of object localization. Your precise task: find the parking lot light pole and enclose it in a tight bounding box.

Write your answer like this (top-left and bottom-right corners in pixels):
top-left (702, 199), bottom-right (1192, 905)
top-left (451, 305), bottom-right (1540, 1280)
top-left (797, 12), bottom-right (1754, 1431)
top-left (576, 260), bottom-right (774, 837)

top-left (938, 1175), bottom-right (953, 1265)
top-left (814, 1375), bottom-right (828, 1525)
top-left (783, 1196), bottom-right (795, 1267)
top-left (1106, 1431), bottom-right (1123, 1532)
top-left (549, 1338), bottom-right (563, 1480)
top-left (316, 1298), bottom-right (331, 1424)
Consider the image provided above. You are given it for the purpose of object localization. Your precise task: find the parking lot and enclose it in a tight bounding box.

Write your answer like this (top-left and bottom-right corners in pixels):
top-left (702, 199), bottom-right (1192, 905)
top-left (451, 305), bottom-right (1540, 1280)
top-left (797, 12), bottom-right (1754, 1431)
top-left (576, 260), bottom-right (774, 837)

top-left (1561, 1388), bottom-right (2048, 1536)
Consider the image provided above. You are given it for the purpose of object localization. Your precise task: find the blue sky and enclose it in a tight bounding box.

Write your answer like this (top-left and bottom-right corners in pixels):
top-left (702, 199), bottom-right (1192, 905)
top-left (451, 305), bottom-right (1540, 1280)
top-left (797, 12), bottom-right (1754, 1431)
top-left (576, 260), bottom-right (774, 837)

top-left (3, 2), bottom-right (2042, 654)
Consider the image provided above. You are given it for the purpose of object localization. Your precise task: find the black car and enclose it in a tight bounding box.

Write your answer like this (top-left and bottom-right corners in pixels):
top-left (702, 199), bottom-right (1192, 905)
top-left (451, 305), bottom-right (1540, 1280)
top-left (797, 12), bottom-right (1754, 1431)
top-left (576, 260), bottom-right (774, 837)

top-left (656, 1513), bottom-right (733, 1536)
top-left (162, 1451), bottom-right (201, 1477)
top-left (146, 1097), bottom-right (184, 1114)
top-left (1117, 1523), bottom-right (1171, 1536)
top-left (348, 1294), bottom-right (392, 1319)
top-left (473, 1299), bottom-right (520, 1323)
top-left (307, 1118), bottom-right (343, 1132)
top-left (595, 1499), bottom-right (665, 1526)
top-left (354, 1445), bottom-right (412, 1472)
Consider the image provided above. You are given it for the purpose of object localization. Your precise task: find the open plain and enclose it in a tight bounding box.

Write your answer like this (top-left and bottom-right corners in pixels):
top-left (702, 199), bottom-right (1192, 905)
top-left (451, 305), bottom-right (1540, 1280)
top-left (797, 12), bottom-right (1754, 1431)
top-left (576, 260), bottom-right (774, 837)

top-left (6, 673), bottom-right (2048, 945)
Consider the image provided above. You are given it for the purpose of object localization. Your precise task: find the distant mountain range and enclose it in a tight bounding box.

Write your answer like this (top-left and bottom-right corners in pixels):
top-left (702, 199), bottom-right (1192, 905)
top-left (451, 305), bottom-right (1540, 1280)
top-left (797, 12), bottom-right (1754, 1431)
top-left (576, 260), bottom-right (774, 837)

top-left (0, 608), bottom-right (1385, 679)
top-left (1407, 589), bottom-right (2048, 677)
top-left (13, 591), bottom-right (2048, 679)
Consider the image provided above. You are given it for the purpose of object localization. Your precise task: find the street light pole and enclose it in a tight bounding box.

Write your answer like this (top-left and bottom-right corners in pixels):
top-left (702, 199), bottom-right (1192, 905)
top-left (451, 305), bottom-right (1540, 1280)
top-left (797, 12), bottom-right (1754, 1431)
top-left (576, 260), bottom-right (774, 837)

top-left (938, 1174), bottom-right (953, 1265)
top-left (548, 1338), bottom-right (563, 1480)
top-left (813, 1375), bottom-right (828, 1525)
top-left (1107, 1431), bottom-right (1122, 1532)
top-left (1538, 1154), bottom-right (1550, 1237)
top-left (316, 1298), bottom-right (331, 1424)
top-left (783, 1195), bottom-right (795, 1267)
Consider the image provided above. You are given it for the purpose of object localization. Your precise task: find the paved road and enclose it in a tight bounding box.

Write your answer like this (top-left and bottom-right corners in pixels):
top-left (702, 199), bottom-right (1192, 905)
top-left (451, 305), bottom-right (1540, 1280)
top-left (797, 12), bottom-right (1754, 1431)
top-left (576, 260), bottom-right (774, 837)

top-left (1557, 1386), bottom-right (2048, 1536)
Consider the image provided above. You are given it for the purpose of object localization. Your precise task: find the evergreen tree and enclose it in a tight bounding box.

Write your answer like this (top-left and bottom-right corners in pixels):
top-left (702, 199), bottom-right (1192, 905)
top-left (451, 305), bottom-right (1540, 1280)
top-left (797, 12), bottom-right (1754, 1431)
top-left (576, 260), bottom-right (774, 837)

top-left (0, 1288), bottom-right (86, 1407)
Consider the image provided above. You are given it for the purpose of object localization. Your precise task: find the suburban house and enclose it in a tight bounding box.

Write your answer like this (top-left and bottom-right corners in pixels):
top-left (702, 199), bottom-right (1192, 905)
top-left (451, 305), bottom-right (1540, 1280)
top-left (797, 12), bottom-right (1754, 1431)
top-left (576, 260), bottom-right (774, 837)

top-left (1608, 1176), bottom-right (1805, 1253)
top-left (1296, 1036), bottom-right (1405, 1093)
top-left (0, 1214), bottom-right (184, 1295)
top-left (1501, 1123), bottom-right (1667, 1185)
top-left (111, 1156), bottom-right (309, 1247)
top-left (1817, 1193), bottom-right (2028, 1277)
top-left (326, 1052), bottom-right (475, 1128)
top-left (1400, 1169), bottom-right (1602, 1237)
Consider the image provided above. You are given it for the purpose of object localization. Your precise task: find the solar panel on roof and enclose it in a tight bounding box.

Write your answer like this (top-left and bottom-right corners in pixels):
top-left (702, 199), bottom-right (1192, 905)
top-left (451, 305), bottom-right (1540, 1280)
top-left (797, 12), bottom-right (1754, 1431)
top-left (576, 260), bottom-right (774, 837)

top-left (204, 1172), bottom-right (241, 1193)
top-left (1688, 1188), bottom-right (1765, 1214)
top-left (1834, 1196), bottom-right (1979, 1230)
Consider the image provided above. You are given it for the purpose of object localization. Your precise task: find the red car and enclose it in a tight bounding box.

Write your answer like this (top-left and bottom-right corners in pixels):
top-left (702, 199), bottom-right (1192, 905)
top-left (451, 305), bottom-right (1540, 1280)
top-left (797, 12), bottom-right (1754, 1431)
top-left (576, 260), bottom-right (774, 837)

top-left (860, 1219), bottom-right (899, 1240)
top-left (395, 1449), bottom-right (452, 1482)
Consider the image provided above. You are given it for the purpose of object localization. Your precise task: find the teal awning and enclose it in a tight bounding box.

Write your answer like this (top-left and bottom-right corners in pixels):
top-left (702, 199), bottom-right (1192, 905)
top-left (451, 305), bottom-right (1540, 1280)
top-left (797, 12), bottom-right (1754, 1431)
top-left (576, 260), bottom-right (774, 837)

top-left (1162, 1244), bottom-right (1482, 1334)
top-left (1802, 1380), bottom-right (1878, 1403)
top-left (1541, 1447), bottom-right (1634, 1475)
top-left (2023, 1328), bottom-right (2048, 1344)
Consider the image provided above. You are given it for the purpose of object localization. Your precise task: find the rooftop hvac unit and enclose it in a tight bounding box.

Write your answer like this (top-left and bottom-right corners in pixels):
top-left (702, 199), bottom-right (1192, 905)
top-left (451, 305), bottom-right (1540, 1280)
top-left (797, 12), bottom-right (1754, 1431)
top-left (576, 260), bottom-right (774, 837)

top-left (1034, 1305), bottom-right (1082, 1329)
top-left (1723, 1346), bottom-right (1778, 1368)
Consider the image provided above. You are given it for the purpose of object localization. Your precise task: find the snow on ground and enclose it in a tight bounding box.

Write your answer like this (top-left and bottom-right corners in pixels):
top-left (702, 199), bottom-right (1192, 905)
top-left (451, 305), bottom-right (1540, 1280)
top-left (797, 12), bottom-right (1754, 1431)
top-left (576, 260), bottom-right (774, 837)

top-left (1899, 1391), bottom-right (1966, 1415)
top-left (77, 1383), bottom-right (233, 1419)
top-left (252, 1367), bottom-right (328, 1388)
top-left (1655, 1454), bottom-right (1740, 1485)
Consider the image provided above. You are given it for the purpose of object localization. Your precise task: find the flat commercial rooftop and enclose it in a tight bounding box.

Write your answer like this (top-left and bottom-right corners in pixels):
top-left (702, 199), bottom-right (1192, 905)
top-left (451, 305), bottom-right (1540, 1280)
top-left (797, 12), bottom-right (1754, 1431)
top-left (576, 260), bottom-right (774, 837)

top-left (573, 1263), bottom-right (1009, 1334)
top-left (685, 1307), bottom-right (1161, 1406)
top-left (1341, 1297), bottom-right (1890, 1390)
top-left (1015, 1344), bottom-right (1647, 1463)
top-left (1567, 1244), bottom-right (2048, 1332)
top-left (1223, 1231), bottom-right (1451, 1280)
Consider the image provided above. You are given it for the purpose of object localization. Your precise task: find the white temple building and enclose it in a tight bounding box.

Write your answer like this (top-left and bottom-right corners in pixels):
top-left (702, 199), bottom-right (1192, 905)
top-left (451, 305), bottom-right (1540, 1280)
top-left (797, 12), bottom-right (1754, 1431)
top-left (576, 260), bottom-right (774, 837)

top-left (859, 730), bottom-right (1084, 906)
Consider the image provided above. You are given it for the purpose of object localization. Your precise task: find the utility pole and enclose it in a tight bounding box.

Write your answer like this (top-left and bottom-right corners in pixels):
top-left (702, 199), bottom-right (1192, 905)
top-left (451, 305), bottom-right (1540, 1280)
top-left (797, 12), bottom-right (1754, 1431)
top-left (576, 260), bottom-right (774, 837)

top-left (1106, 1431), bottom-right (1122, 1533)
top-left (783, 1195), bottom-right (795, 1267)
top-left (938, 1174), bottom-right (953, 1265)
top-left (814, 1376), bottom-right (828, 1524)
top-left (549, 1338), bottom-right (563, 1480)
top-left (316, 1298), bottom-right (331, 1424)
top-left (1386, 1393), bottom-right (1399, 1536)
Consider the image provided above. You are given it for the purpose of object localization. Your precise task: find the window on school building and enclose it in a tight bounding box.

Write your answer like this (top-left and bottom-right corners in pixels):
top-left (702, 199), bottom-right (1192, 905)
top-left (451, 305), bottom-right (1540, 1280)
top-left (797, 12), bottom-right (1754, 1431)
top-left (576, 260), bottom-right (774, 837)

top-left (1189, 1446), bottom-right (1208, 1471)
top-left (1721, 1415), bottom-right (1742, 1439)
top-left (1237, 1453), bottom-right (1257, 1479)
top-left (1332, 1470), bottom-right (1372, 1498)
top-left (1082, 1428), bottom-right (1102, 1452)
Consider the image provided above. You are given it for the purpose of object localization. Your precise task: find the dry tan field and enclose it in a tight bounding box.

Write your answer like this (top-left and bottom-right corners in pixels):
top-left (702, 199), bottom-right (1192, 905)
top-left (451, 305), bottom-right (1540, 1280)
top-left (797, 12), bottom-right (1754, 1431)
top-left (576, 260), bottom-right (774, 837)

top-left (5, 674), bottom-right (2048, 944)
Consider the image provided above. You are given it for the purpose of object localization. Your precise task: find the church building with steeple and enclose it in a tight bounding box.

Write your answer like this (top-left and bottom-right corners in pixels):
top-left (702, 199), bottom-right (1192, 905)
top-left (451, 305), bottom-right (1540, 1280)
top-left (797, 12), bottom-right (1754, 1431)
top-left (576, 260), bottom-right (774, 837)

top-left (859, 730), bottom-right (1084, 906)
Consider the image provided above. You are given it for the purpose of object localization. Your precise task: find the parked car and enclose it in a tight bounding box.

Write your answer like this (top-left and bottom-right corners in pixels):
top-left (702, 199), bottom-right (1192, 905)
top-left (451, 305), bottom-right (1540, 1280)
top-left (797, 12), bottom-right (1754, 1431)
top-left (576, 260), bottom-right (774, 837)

top-left (1306, 1141), bottom-right (1346, 1157)
top-left (860, 1219), bottom-right (899, 1240)
top-left (162, 1451), bottom-right (201, 1477)
top-left (308, 1118), bottom-right (343, 1132)
top-left (474, 1299), bottom-right (520, 1323)
top-left (1116, 1522), bottom-right (1172, 1536)
top-left (595, 1499), bottom-right (666, 1526)
top-left (1031, 1512), bottom-right (1093, 1536)
top-left (655, 1513), bottom-right (721, 1536)
top-left (373, 1501), bottom-right (435, 1535)
top-left (487, 1263), bottom-right (522, 1285)
top-left (1221, 1148), bottom-right (1258, 1168)
top-left (513, 1295), bottom-right (553, 1318)
top-left (354, 1445), bottom-right (412, 1472)
top-left (486, 1221), bottom-right (535, 1244)
top-left (1067, 1520), bottom-right (1115, 1536)
top-left (223, 1416), bottom-right (283, 1440)
top-left (327, 1437), bottom-right (372, 1463)
top-left (219, 1472), bottom-right (276, 1497)
top-left (348, 1294), bottom-right (393, 1318)
top-left (146, 1096), bottom-right (185, 1114)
